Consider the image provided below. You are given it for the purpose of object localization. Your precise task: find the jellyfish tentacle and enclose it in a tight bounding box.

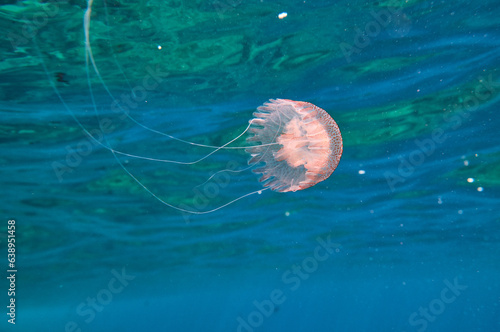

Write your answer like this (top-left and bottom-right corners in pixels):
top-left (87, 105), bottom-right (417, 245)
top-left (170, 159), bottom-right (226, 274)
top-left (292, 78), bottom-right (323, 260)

top-left (86, 0), bottom-right (275, 153)
top-left (39, 0), bottom-right (346, 215)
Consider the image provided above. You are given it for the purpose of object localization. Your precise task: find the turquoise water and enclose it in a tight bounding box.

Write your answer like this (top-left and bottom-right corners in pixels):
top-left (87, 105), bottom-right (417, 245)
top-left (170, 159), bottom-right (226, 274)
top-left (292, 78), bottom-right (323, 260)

top-left (1, 0), bottom-right (499, 331)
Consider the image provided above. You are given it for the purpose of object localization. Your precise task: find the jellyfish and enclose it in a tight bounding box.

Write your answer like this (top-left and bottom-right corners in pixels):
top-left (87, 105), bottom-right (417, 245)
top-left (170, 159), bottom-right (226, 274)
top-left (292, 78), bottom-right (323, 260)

top-left (38, 0), bottom-right (343, 215)
top-left (247, 99), bottom-right (342, 193)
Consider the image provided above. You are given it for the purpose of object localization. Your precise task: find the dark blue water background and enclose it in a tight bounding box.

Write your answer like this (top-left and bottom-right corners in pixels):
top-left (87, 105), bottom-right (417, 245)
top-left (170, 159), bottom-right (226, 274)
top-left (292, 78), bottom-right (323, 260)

top-left (0, 0), bottom-right (499, 331)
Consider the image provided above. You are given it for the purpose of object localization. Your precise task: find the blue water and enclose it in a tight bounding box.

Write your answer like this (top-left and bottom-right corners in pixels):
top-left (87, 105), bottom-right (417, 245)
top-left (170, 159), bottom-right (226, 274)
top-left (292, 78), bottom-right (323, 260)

top-left (1, 0), bottom-right (499, 331)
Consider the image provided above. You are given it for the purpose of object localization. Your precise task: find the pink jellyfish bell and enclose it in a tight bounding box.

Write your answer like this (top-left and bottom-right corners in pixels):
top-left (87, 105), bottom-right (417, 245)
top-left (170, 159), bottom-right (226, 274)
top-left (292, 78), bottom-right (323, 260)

top-left (247, 99), bottom-right (343, 192)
